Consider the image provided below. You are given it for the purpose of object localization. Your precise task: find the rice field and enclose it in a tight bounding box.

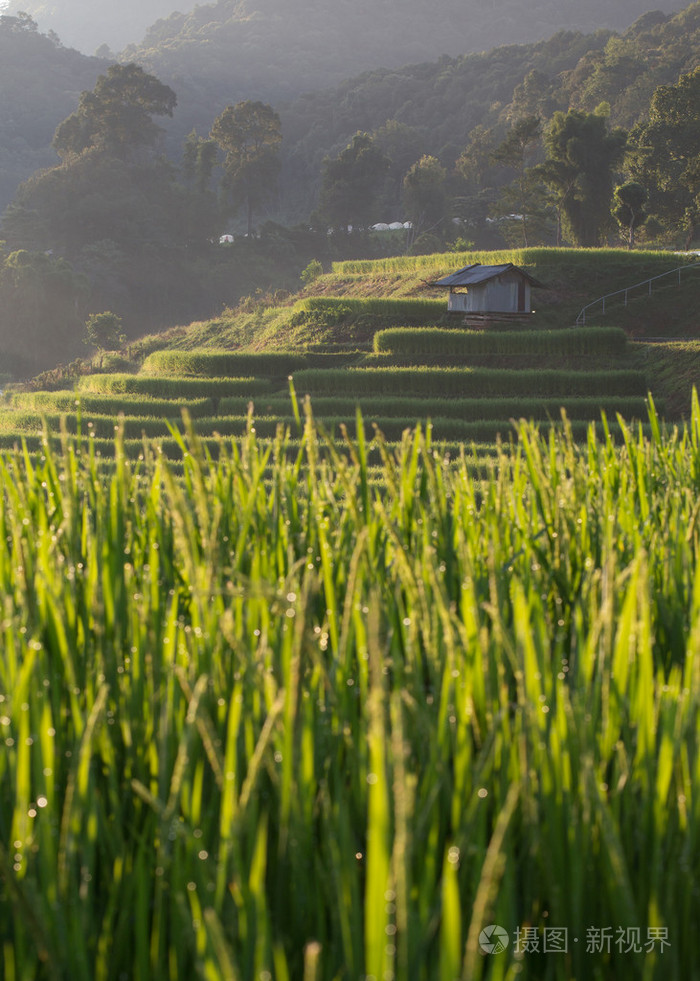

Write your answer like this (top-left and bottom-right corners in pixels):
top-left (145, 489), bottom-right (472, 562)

top-left (373, 327), bottom-right (628, 358)
top-left (0, 327), bottom-right (654, 455)
top-left (290, 367), bottom-right (648, 399)
top-left (0, 392), bottom-right (698, 980)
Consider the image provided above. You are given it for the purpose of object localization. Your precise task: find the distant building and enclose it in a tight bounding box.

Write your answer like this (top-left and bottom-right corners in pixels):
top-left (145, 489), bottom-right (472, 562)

top-left (370, 221), bottom-right (413, 232)
top-left (431, 263), bottom-right (545, 316)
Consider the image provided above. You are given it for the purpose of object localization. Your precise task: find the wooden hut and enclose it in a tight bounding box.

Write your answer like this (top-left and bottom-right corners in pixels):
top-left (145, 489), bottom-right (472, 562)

top-left (431, 263), bottom-right (545, 321)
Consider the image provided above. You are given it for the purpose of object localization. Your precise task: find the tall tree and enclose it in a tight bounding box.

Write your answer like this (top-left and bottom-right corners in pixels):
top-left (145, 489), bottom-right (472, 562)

top-left (491, 115), bottom-right (543, 246)
top-left (182, 129), bottom-right (217, 195)
top-left (316, 133), bottom-right (390, 231)
top-left (536, 108), bottom-right (627, 246)
top-left (210, 101), bottom-right (282, 237)
top-left (453, 125), bottom-right (501, 242)
top-left (373, 120), bottom-right (428, 213)
top-left (402, 155), bottom-right (449, 247)
top-left (629, 67), bottom-right (700, 248)
top-left (53, 63), bottom-right (176, 161)
top-left (612, 181), bottom-right (648, 249)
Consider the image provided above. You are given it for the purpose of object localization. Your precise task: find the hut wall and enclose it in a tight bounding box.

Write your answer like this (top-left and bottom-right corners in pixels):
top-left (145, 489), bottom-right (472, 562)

top-left (448, 273), bottom-right (531, 313)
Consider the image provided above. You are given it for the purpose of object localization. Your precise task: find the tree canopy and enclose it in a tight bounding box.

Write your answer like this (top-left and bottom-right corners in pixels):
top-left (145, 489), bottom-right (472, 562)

top-left (402, 156), bottom-right (449, 246)
top-left (210, 102), bottom-right (283, 236)
top-left (613, 181), bottom-right (648, 248)
top-left (53, 63), bottom-right (177, 161)
top-left (317, 133), bottom-right (390, 230)
top-left (538, 108), bottom-right (627, 246)
top-left (629, 66), bottom-right (700, 247)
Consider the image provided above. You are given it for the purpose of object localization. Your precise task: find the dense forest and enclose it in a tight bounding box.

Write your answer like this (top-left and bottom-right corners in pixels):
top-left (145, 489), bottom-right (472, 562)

top-left (281, 4), bottom-right (700, 216)
top-left (2, 0), bottom-right (687, 62)
top-left (0, 3), bottom-right (699, 375)
top-left (0, 14), bottom-right (107, 210)
top-left (0, 0), bottom-right (200, 53)
top-left (124, 0), bottom-right (687, 103)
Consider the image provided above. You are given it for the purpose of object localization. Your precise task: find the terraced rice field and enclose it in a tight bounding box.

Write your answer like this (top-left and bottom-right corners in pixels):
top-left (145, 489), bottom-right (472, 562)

top-left (0, 326), bottom-right (658, 462)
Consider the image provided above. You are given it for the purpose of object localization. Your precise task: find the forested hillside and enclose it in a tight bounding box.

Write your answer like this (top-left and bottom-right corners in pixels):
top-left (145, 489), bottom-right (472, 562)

top-left (124, 0), bottom-right (687, 106)
top-left (0, 0), bottom-right (199, 53)
top-left (0, 13), bottom-right (107, 209)
top-left (281, 4), bottom-right (700, 216)
top-left (1, 3), bottom-right (698, 218)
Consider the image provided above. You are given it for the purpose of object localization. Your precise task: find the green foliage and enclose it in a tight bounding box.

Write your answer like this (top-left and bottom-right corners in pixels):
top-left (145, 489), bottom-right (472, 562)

top-left (284, 5), bottom-right (700, 236)
top-left (402, 155), bottom-right (449, 243)
top-left (317, 133), bottom-right (391, 230)
top-left (0, 402), bottom-right (699, 976)
top-left (210, 101), bottom-right (282, 235)
top-left (84, 311), bottom-right (125, 351)
top-left (53, 63), bottom-right (177, 161)
top-left (0, 15), bottom-right (107, 212)
top-left (612, 181), bottom-right (648, 248)
top-left (491, 115), bottom-right (549, 247)
top-left (629, 66), bottom-right (700, 247)
top-left (300, 259), bottom-right (323, 286)
top-left (182, 129), bottom-right (218, 195)
top-left (537, 109), bottom-right (628, 246)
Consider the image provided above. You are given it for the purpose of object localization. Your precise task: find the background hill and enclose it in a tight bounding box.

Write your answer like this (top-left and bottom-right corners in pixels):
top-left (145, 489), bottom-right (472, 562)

top-left (0, 0), bottom-right (200, 54)
top-left (2, 4), bottom-right (700, 374)
top-left (281, 4), bottom-right (700, 219)
top-left (1, 3), bottom-right (699, 220)
top-left (0, 14), bottom-right (107, 209)
top-left (1, 0), bottom-right (688, 63)
top-left (122, 0), bottom-right (689, 109)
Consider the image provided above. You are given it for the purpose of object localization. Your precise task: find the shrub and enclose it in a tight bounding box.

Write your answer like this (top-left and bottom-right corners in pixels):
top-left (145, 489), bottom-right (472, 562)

top-left (84, 311), bottom-right (125, 351)
top-left (300, 259), bottom-right (324, 286)
top-left (296, 297), bottom-right (446, 325)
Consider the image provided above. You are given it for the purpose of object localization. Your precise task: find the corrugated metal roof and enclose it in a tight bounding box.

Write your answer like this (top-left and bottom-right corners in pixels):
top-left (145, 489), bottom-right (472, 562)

top-left (432, 263), bottom-right (545, 288)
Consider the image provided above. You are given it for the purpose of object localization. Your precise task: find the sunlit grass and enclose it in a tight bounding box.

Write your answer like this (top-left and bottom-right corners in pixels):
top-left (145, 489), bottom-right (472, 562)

top-left (0, 394), bottom-right (698, 979)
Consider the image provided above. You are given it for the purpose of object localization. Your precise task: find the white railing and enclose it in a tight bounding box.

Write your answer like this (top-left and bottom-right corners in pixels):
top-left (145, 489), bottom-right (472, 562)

top-left (575, 261), bottom-right (700, 326)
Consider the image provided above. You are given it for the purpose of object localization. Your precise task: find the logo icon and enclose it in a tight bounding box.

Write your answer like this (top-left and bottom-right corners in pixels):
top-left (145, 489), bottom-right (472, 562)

top-left (479, 924), bottom-right (510, 954)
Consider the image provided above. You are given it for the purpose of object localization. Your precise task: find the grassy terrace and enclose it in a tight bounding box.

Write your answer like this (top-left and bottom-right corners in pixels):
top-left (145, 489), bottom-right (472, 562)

top-left (0, 248), bottom-right (681, 460)
top-left (100, 247), bottom-right (699, 360)
top-left (0, 317), bottom-right (663, 456)
top-left (0, 359), bottom-right (656, 455)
